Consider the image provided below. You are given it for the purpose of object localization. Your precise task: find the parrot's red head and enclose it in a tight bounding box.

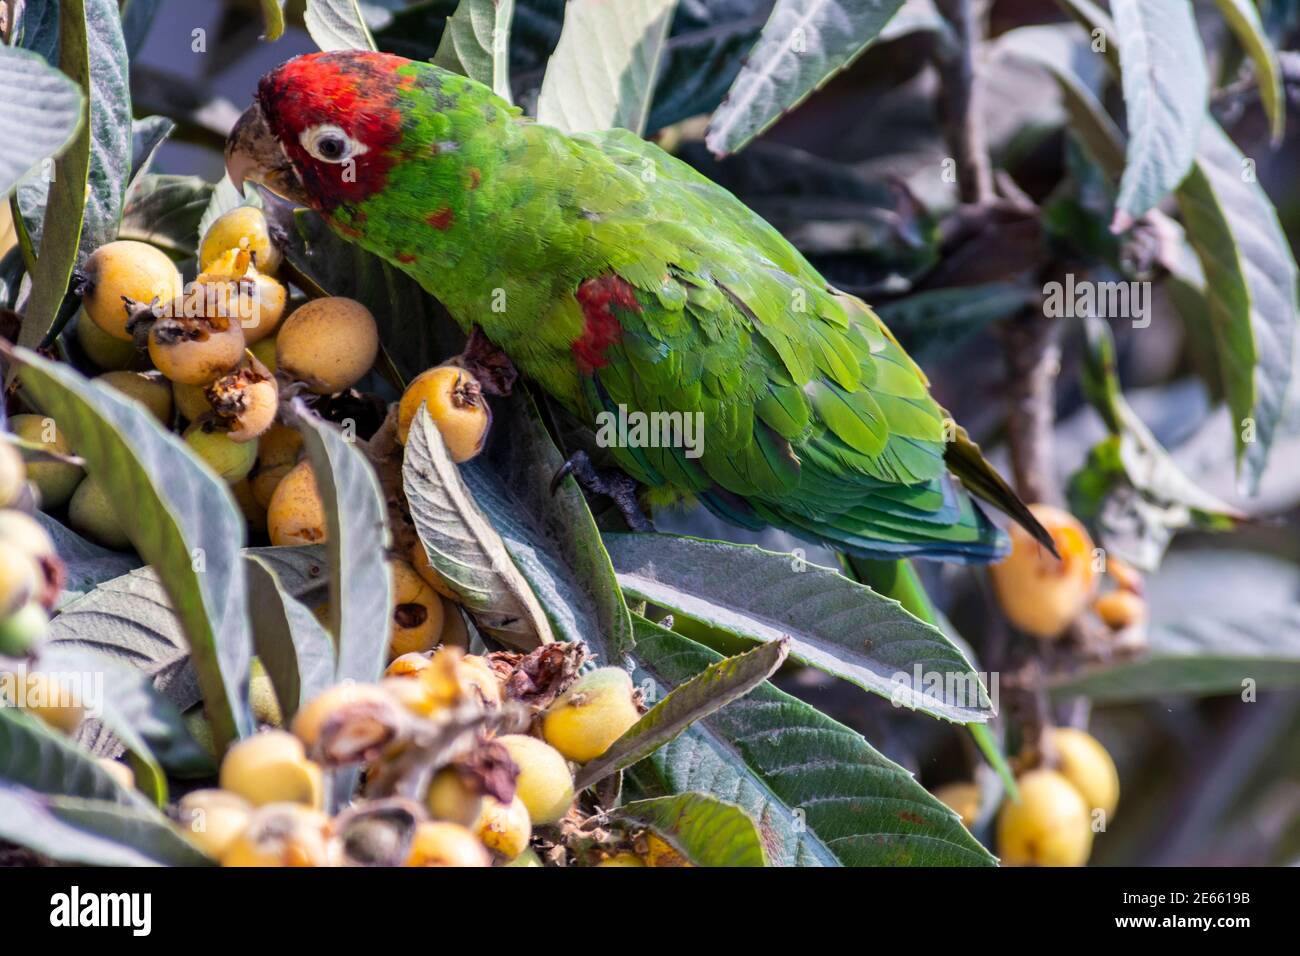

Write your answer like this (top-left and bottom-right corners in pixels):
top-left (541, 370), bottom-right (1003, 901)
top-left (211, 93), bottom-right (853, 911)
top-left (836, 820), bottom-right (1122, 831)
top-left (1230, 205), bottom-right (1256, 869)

top-left (226, 51), bottom-right (413, 212)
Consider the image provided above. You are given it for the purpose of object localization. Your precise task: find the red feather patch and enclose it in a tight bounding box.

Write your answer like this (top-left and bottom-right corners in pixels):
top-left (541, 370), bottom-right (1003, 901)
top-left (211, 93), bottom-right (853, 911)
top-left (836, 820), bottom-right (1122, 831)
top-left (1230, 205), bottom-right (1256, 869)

top-left (426, 207), bottom-right (455, 230)
top-left (574, 275), bottom-right (640, 374)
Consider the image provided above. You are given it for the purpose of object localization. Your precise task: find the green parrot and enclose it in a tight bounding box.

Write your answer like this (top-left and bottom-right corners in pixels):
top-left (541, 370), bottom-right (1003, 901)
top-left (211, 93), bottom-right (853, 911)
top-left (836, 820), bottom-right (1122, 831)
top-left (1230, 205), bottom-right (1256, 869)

top-left (226, 51), bottom-right (1047, 562)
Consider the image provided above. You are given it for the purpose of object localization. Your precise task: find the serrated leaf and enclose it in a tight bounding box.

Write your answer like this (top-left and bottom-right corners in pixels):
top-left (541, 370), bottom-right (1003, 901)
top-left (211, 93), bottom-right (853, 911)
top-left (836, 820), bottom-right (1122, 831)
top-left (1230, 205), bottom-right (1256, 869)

top-left (245, 553), bottom-right (337, 722)
top-left (995, 24), bottom-right (1124, 179)
top-left (1048, 550), bottom-right (1300, 700)
top-left (403, 405), bottom-right (554, 649)
top-left (705, 0), bottom-right (908, 157)
top-left (465, 392), bottom-right (634, 660)
top-left (291, 402), bottom-right (391, 684)
top-left (575, 638), bottom-right (788, 792)
top-left (536, 0), bottom-right (678, 135)
top-left (1213, 0), bottom-right (1285, 143)
top-left (12, 348), bottom-right (253, 749)
top-left (16, 0), bottom-right (131, 283)
top-left (35, 511), bottom-right (141, 607)
top-left (0, 46), bottom-right (84, 197)
top-left (628, 618), bottom-right (995, 866)
top-left (1109, 0), bottom-right (1206, 230)
top-left (119, 174), bottom-right (214, 259)
top-left (1174, 120), bottom-right (1298, 493)
top-left (433, 0), bottom-right (515, 101)
top-left (606, 533), bottom-right (992, 722)
top-left (0, 785), bottom-right (212, 866)
top-left (0, 707), bottom-right (138, 805)
top-left (304, 0), bottom-right (378, 51)
top-left (606, 792), bottom-right (768, 866)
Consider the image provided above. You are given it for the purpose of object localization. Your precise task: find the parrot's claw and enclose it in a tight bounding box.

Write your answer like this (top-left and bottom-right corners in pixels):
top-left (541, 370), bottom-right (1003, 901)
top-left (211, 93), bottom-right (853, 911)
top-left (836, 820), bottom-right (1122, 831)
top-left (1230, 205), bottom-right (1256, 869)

top-left (549, 450), bottom-right (655, 532)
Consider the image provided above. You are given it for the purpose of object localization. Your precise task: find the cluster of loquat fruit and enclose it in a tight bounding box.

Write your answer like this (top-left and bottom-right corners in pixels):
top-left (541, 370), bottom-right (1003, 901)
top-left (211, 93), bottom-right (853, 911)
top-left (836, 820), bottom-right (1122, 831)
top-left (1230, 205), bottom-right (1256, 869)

top-left (34, 206), bottom-right (493, 565)
top-left (174, 644), bottom-right (659, 867)
top-left (931, 502), bottom-right (1137, 866)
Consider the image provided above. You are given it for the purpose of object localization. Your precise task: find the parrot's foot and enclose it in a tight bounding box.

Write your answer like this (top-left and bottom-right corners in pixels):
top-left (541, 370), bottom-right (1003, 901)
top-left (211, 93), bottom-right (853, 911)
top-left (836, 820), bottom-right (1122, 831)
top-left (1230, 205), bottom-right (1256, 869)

top-left (455, 326), bottom-right (518, 397)
top-left (550, 450), bottom-right (654, 532)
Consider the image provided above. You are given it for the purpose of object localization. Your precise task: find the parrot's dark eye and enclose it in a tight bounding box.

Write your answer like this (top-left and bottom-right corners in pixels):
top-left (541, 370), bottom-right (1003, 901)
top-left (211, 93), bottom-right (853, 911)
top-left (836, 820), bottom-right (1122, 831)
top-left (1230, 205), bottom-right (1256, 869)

top-left (300, 124), bottom-right (366, 164)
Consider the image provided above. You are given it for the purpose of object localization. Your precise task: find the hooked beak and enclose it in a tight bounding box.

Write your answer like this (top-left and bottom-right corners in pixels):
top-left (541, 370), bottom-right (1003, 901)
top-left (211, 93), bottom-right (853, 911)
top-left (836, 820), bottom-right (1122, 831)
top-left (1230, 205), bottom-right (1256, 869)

top-left (224, 102), bottom-right (311, 207)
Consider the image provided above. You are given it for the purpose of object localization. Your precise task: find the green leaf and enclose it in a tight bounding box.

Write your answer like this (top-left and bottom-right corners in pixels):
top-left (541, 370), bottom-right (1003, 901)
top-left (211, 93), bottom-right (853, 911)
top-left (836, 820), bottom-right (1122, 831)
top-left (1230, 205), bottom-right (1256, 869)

top-left (245, 553), bottom-right (337, 722)
top-left (17, 0), bottom-right (91, 351)
top-left (35, 511), bottom-right (140, 607)
top-left (1048, 550), bottom-right (1300, 701)
top-left (0, 46), bottom-right (84, 197)
top-left (465, 392), bottom-right (634, 660)
top-left (628, 618), bottom-right (995, 866)
top-left (0, 785), bottom-right (212, 866)
top-left (1213, 0), bottom-right (1285, 143)
top-left (119, 174), bottom-right (213, 259)
top-left (46, 567), bottom-right (200, 713)
top-left (433, 0), bottom-right (515, 101)
top-left (575, 638), bottom-right (789, 792)
top-left (995, 24), bottom-right (1124, 179)
top-left (535, 0), bottom-right (678, 136)
top-left (1174, 120), bottom-right (1298, 493)
top-left (403, 405), bottom-right (555, 649)
top-left (290, 401), bottom-right (392, 684)
top-left (705, 0), bottom-right (908, 157)
top-left (18, 0), bottom-right (132, 274)
top-left (260, 0), bottom-right (287, 41)
top-left (11, 347), bottom-right (253, 750)
top-left (644, 0), bottom-right (772, 134)
top-left (128, 115), bottom-right (175, 187)
top-left (606, 792), bottom-right (768, 866)
top-left (1108, 0), bottom-right (1207, 230)
top-left (0, 707), bottom-right (137, 804)
top-left (606, 533), bottom-right (992, 722)
top-left (304, 0), bottom-right (378, 51)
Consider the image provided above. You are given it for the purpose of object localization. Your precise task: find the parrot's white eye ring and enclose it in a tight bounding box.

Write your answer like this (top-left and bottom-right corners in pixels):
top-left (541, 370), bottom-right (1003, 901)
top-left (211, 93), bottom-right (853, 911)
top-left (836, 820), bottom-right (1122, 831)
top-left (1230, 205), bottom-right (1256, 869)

top-left (300, 124), bottom-right (367, 164)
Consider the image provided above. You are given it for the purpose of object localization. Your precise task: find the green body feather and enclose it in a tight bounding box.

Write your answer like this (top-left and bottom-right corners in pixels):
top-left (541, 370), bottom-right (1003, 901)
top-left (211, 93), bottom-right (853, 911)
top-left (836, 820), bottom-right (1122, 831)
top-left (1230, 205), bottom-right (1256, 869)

top-left (339, 63), bottom-right (1009, 561)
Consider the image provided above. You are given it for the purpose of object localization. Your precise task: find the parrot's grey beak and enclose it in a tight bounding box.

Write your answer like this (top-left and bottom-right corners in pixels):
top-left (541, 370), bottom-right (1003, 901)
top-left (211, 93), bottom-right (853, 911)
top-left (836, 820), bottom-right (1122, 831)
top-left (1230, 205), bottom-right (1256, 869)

top-left (225, 102), bottom-right (311, 208)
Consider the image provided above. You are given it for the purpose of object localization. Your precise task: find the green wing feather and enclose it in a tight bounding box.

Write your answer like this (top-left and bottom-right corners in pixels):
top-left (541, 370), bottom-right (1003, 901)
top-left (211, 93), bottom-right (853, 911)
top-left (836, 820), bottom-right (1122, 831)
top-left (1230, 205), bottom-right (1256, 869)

top-left (568, 129), bottom-right (1009, 562)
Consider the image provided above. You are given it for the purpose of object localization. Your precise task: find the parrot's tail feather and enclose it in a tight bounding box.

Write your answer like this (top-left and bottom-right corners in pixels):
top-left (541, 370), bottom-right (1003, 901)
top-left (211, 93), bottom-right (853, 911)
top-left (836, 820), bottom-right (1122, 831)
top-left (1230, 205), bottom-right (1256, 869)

top-left (696, 478), bottom-right (1012, 565)
top-left (943, 426), bottom-right (1058, 558)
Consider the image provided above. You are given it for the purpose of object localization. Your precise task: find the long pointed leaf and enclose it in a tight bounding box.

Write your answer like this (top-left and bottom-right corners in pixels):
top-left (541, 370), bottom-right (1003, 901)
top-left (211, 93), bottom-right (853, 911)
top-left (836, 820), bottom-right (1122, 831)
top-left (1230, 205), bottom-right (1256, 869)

top-left (575, 638), bottom-right (788, 792)
top-left (1109, 0), bottom-right (1207, 230)
top-left (606, 533), bottom-right (993, 722)
top-left (290, 401), bottom-right (391, 684)
top-left (629, 617), bottom-right (995, 866)
top-left (11, 347), bottom-right (253, 749)
top-left (705, 0), bottom-right (908, 157)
